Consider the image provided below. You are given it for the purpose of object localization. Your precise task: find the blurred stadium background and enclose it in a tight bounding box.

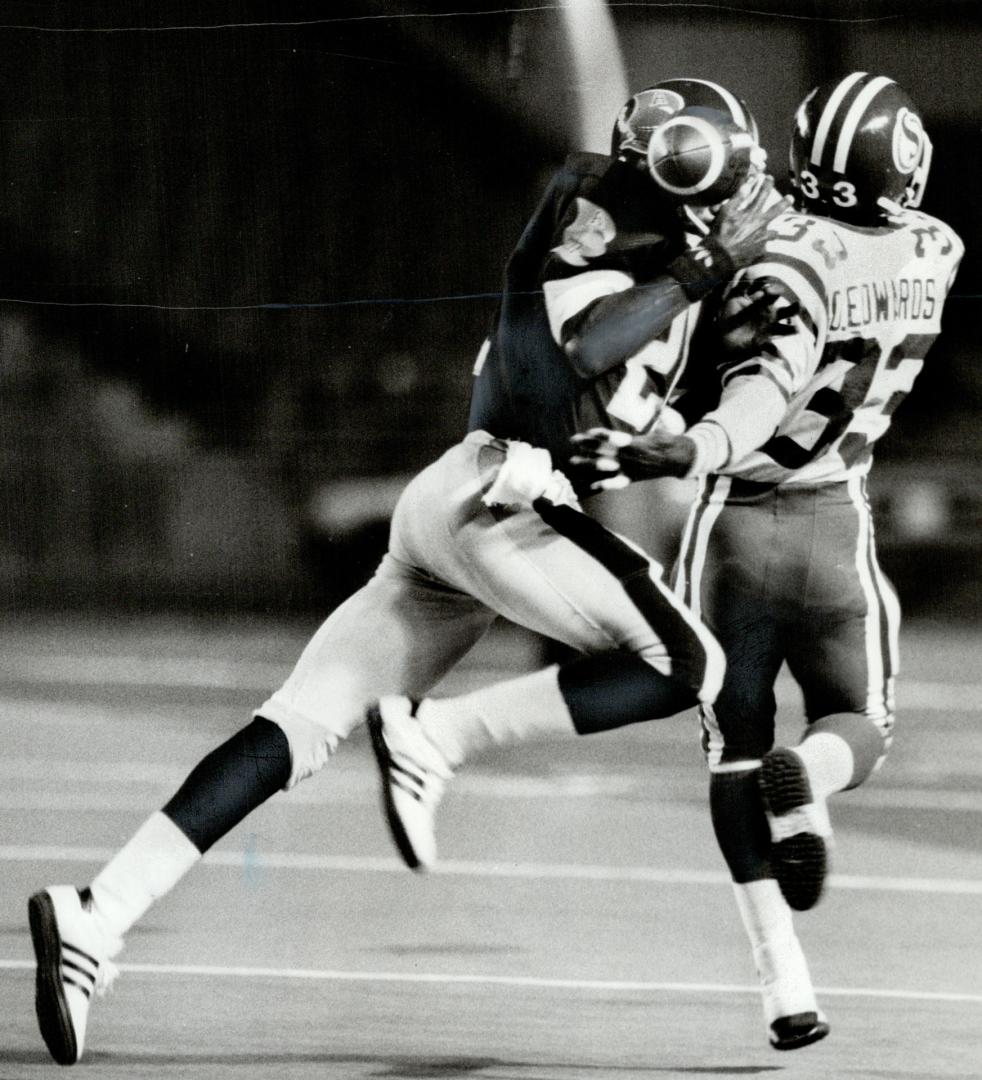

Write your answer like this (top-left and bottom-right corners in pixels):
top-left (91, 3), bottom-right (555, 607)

top-left (0, 0), bottom-right (977, 623)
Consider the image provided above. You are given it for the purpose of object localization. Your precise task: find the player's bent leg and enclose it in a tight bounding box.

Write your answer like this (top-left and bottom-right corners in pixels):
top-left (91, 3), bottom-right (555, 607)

top-left (29, 715), bottom-right (294, 1064)
top-left (28, 885), bottom-right (122, 1066)
top-left (367, 652), bottom-right (705, 870)
top-left (761, 711), bottom-right (890, 911)
top-left (799, 710), bottom-right (891, 791)
top-left (710, 763), bottom-right (829, 1049)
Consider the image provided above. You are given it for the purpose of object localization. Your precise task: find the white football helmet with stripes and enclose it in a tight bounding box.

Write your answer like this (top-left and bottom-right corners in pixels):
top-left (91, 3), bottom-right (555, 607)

top-left (790, 72), bottom-right (932, 223)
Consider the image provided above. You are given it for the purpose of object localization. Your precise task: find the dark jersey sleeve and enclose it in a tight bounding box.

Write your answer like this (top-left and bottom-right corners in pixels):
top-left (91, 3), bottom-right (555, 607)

top-left (467, 154), bottom-right (691, 481)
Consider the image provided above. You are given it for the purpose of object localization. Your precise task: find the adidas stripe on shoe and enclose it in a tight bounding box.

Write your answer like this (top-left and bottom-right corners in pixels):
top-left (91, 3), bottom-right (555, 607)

top-left (29, 886), bottom-right (120, 1066)
top-left (366, 696), bottom-right (453, 872)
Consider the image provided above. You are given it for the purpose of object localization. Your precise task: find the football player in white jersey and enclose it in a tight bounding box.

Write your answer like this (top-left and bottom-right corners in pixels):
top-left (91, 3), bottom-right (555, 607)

top-left (572, 73), bottom-right (963, 1042)
top-left (26, 82), bottom-right (787, 1065)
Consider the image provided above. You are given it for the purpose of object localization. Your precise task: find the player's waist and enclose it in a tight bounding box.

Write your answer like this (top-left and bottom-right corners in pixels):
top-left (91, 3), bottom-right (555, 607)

top-left (698, 472), bottom-right (867, 507)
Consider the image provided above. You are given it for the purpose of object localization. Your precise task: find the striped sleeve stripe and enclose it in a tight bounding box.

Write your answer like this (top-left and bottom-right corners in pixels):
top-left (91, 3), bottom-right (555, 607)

top-left (721, 362), bottom-right (792, 401)
top-left (770, 234), bottom-right (835, 289)
top-left (810, 71), bottom-right (867, 166)
top-left (758, 343), bottom-right (798, 381)
top-left (748, 259), bottom-right (827, 340)
top-left (719, 352), bottom-right (794, 388)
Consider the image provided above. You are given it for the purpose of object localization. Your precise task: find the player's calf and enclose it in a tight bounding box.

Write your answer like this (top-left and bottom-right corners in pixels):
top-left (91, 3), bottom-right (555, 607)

top-left (732, 879), bottom-right (830, 1051)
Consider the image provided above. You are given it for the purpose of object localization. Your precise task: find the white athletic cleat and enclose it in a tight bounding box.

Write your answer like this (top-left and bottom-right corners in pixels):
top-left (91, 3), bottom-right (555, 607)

top-left (28, 885), bottom-right (121, 1065)
top-left (759, 747), bottom-right (833, 911)
top-left (366, 696), bottom-right (453, 871)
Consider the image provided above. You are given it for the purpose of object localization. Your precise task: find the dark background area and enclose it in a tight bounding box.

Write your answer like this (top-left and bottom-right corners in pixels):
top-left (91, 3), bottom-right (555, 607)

top-left (0, 0), bottom-right (977, 617)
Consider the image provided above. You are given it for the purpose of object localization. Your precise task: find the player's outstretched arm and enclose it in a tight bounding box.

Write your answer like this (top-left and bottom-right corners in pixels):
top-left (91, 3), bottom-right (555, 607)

top-left (559, 176), bottom-right (787, 380)
top-left (570, 427), bottom-right (701, 491)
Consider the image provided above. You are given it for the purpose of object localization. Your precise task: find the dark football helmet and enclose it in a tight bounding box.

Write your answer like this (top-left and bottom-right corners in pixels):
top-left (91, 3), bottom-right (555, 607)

top-left (789, 72), bottom-right (933, 223)
top-left (611, 78), bottom-right (759, 165)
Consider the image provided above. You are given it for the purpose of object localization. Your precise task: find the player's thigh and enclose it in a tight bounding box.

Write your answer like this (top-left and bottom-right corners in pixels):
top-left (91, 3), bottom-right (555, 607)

top-left (480, 499), bottom-right (716, 671)
top-left (677, 497), bottom-right (784, 760)
top-left (260, 554), bottom-right (496, 742)
top-left (786, 490), bottom-right (900, 726)
top-left (788, 606), bottom-right (898, 728)
top-left (395, 436), bottom-right (713, 666)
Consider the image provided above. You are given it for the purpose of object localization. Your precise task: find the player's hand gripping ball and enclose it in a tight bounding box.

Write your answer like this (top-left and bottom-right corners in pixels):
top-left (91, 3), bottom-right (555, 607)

top-left (646, 106), bottom-right (757, 207)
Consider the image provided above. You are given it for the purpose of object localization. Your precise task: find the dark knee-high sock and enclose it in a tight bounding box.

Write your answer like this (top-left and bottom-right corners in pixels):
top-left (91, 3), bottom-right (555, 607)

top-left (710, 769), bottom-right (772, 883)
top-left (415, 657), bottom-right (697, 768)
top-left (559, 653), bottom-right (698, 734)
top-left (163, 717), bottom-right (292, 853)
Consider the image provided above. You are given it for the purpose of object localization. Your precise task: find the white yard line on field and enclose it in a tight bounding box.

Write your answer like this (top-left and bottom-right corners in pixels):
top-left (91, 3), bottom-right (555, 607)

top-left (0, 652), bottom-right (980, 711)
top-left (2, 957), bottom-right (980, 1005)
top-left (2, 845), bottom-right (981, 896)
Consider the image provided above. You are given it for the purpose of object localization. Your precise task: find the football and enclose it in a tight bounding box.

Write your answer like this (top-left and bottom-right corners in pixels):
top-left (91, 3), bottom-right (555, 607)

top-left (646, 106), bottom-right (756, 206)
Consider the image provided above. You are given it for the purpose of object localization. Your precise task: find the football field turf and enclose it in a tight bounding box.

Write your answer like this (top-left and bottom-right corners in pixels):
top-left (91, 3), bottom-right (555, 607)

top-left (0, 614), bottom-right (980, 1079)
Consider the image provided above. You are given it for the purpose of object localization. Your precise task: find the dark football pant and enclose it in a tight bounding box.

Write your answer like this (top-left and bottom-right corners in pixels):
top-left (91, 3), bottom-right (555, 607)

top-left (674, 473), bottom-right (899, 768)
top-left (674, 473), bottom-right (898, 883)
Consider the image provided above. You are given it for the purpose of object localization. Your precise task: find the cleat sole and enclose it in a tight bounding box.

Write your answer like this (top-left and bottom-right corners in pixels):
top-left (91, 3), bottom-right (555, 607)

top-left (28, 890), bottom-right (79, 1066)
top-left (760, 749), bottom-right (828, 911)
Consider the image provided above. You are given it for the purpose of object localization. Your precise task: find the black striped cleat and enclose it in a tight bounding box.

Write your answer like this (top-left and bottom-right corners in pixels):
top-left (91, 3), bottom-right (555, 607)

top-left (759, 748), bottom-right (831, 911)
top-left (366, 696), bottom-right (453, 872)
top-left (28, 886), bottom-right (119, 1066)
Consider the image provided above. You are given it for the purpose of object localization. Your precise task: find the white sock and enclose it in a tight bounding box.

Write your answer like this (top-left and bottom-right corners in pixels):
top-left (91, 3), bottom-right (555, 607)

top-left (416, 665), bottom-right (576, 767)
top-left (732, 879), bottom-right (818, 1022)
top-left (89, 811), bottom-right (202, 942)
top-left (794, 732), bottom-right (855, 800)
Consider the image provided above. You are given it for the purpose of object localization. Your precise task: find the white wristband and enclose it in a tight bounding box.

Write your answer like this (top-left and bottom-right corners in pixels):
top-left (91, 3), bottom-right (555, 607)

top-left (685, 420), bottom-right (731, 476)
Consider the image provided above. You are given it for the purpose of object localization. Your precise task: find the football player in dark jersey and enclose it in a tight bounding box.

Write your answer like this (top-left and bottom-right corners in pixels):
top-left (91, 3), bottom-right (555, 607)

top-left (572, 73), bottom-right (962, 1050)
top-left (28, 80), bottom-right (785, 1066)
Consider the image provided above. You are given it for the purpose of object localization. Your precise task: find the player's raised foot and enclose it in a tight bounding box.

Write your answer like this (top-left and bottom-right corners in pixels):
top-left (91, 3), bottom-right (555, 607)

top-left (759, 747), bottom-right (831, 911)
top-left (366, 696), bottom-right (453, 872)
top-left (28, 885), bottom-right (121, 1066)
top-left (769, 1010), bottom-right (830, 1051)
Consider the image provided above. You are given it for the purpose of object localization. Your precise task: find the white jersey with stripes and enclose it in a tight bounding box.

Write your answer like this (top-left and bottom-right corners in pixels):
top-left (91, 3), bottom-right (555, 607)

top-left (716, 205), bottom-right (963, 486)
